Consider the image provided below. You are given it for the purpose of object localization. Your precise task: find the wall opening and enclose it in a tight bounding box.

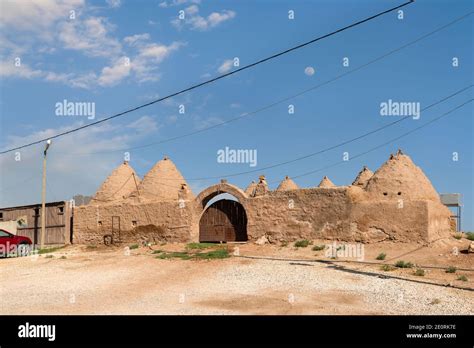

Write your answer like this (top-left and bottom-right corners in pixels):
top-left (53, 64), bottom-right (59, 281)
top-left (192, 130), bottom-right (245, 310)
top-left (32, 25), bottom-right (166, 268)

top-left (199, 193), bottom-right (247, 243)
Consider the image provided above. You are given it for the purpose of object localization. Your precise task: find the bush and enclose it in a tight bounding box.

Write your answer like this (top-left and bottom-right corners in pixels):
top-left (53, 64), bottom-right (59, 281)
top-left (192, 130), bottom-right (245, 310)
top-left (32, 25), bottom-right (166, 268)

top-left (376, 252), bottom-right (386, 260)
top-left (156, 249), bottom-right (230, 260)
top-left (454, 233), bottom-right (463, 240)
top-left (194, 249), bottom-right (229, 259)
top-left (60, 256), bottom-right (67, 259)
top-left (380, 264), bottom-right (395, 272)
top-left (414, 268), bottom-right (425, 276)
top-left (395, 260), bottom-right (413, 268)
top-left (152, 250), bottom-right (163, 254)
top-left (281, 241), bottom-right (289, 247)
top-left (294, 240), bottom-right (312, 248)
top-left (156, 252), bottom-right (191, 260)
top-left (312, 245), bottom-right (325, 251)
top-left (186, 242), bottom-right (217, 250)
top-left (446, 266), bottom-right (457, 273)
top-left (457, 275), bottom-right (468, 282)
top-left (129, 244), bottom-right (139, 250)
top-left (38, 246), bottom-right (64, 254)
top-left (466, 232), bottom-right (474, 241)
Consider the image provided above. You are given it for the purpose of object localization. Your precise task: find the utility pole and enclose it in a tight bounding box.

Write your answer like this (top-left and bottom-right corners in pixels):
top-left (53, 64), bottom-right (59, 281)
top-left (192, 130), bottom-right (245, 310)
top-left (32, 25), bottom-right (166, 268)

top-left (40, 139), bottom-right (52, 249)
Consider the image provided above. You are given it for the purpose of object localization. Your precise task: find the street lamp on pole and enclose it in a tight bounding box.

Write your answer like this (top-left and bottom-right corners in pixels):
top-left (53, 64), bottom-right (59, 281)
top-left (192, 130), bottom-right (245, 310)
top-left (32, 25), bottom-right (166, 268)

top-left (40, 139), bottom-right (52, 249)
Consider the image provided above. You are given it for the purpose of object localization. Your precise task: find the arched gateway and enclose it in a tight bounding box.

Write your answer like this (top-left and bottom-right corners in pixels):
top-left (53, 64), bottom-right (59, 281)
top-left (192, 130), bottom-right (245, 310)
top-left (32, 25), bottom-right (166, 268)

top-left (195, 182), bottom-right (249, 243)
top-left (199, 199), bottom-right (247, 242)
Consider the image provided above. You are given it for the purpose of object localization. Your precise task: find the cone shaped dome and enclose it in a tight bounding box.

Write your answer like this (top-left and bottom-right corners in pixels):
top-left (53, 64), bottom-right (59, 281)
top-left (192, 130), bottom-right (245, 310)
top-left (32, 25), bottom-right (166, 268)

top-left (137, 156), bottom-right (193, 201)
top-left (245, 181), bottom-right (257, 196)
top-left (352, 166), bottom-right (374, 188)
top-left (276, 176), bottom-right (299, 191)
top-left (365, 150), bottom-right (440, 201)
top-left (92, 161), bottom-right (140, 203)
top-left (318, 176), bottom-right (335, 188)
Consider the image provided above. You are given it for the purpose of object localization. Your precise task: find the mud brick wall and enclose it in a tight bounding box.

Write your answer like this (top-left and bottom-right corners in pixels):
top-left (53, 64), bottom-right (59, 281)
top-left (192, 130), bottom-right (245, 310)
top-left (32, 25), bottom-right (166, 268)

top-left (244, 188), bottom-right (353, 242)
top-left (73, 200), bottom-right (195, 245)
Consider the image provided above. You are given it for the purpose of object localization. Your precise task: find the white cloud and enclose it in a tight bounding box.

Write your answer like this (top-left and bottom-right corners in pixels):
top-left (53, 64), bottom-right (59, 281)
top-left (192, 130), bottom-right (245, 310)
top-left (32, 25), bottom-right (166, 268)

top-left (159, 0), bottom-right (200, 8)
top-left (127, 115), bottom-right (159, 133)
top-left (172, 6), bottom-right (236, 31)
top-left (0, 0), bottom-right (85, 32)
top-left (106, 0), bottom-right (122, 8)
top-left (124, 33), bottom-right (150, 46)
top-left (207, 10), bottom-right (236, 27)
top-left (0, 1), bottom-right (184, 89)
top-left (217, 59), bottom-right (233, 74)
top-left (98, 56), bottom-right (131, 86)
top-left (131, 41), bottom-right (184, 82)
top-left (193, 116), bottom-right (223, 130)
top-left (58, 16), bottom-right (122, 58)
top-left (0, 60), bottom-right (43, 79)
top-left (0, 116), bottom-right (159, 207)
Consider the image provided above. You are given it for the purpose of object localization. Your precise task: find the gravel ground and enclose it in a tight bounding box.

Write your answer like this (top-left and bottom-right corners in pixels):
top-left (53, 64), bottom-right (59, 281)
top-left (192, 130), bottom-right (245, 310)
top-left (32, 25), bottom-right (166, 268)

top-left (0, 246), bottom-right (472, 315)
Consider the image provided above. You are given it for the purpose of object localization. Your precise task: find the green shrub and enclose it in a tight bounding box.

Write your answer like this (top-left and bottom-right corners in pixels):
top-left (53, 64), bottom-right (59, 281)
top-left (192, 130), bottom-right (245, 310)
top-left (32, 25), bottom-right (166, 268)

top-left (156, 252), bottom-right (191, 260)
top-left (395, 260), bottom-right (413, 268)
top-left (414, 268), bottom-right (425, 276)
top-left (312, 245), bottom-right (325, 251)
top-left (60, 256), bottom-right (67, 259)
top-left (454, 233), bottom-right (463, 240)
top-left (152, 250), bottom-right (163, 254)
top-left (194, 249), bottom-right (229, 259)
top-left (38, 246), bottom-right (64, 254)
top-left (457, 275), bottom-right (468, 282)
top-left (466, 232), bottom-right (474, 241)
top-left (446, 266), bottom-right (457, 273)
top-left (281, 241), bottom-right (289, 247)
top-left (129, 244), bottom-right (139, 250)
top-left (186, 242), bottom-right (217, 250)
top-left (380, 264), bottom-right (395, 272)
top-left (45, 255), bottom-right (54, 259)
top-left (156, 249), bottom-right (230, 260)
top-left (376, 252), bottom-right (386, 260)
top-left (294, 240), bottom-right (311, 248)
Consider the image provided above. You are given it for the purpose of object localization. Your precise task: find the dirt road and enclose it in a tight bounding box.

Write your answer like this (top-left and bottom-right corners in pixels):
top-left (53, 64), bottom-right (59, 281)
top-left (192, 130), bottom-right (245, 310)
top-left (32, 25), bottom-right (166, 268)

top-left (1, 242), bottom-right (472, 315)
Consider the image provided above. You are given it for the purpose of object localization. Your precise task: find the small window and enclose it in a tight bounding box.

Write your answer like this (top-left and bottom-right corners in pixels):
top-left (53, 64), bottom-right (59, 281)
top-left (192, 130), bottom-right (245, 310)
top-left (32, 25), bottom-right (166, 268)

top-left (57, 206), bottom-right (64, 215)
top-left (397, 192), bottom-right (402, 196)
top-left (383, 192), bottom-right (388, 196)
top-left (132, 220), bottom-right (137, 228)
top-left (0, 212), bottom-right (3, 221)
top-left (98, 221), bottom-right (103, 227)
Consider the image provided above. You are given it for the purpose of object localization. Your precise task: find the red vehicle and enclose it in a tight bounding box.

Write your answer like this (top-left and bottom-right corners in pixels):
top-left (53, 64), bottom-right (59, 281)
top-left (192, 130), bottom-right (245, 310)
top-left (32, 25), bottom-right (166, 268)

top-left (0, 229), bottom-right (32, 257)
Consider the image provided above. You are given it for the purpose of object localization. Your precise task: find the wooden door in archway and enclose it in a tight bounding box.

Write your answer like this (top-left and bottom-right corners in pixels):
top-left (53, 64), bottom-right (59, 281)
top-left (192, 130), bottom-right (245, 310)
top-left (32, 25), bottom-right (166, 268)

top-left (199, 199), bottom-right (247, 242)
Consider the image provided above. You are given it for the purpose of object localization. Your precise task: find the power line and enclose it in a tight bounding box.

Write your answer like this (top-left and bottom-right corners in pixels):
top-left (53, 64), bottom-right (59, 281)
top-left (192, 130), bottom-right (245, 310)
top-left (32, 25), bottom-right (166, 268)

top-left (56, 10), bottom-right (474, 157)
top-left (185, 85), bottom-right (472, 181)
top-left (280, 98), bottom-right (472, 184)
top-left (102, 85), bottom-right (470, 182)
top-left (0, 0), bottom-right (414, 155)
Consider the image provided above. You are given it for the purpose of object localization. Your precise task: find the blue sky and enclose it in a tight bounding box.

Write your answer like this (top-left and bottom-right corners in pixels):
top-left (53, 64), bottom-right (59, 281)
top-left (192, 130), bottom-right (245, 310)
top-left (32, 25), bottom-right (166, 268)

top-left (0, 0), bottom-right (473, 229)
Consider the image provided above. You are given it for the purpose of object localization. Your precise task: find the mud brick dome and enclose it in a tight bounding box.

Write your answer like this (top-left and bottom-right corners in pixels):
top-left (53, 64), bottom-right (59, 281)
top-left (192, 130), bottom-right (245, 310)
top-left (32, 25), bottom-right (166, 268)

top-left (276, 176), bottom-right (299, 191)
top-left (365, 150), bottom-right (441, 201)
top-left (91, 161), bottom-right (140, 204)
top-left (75, 150), bottom-right (454, 245)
